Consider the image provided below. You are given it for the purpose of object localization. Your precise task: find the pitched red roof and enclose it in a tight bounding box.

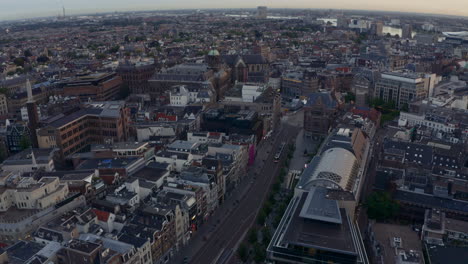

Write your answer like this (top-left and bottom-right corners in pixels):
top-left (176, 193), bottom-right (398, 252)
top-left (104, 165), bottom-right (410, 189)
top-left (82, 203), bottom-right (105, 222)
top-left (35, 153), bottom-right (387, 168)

top-left (93, 208), bottom-right (110, 222)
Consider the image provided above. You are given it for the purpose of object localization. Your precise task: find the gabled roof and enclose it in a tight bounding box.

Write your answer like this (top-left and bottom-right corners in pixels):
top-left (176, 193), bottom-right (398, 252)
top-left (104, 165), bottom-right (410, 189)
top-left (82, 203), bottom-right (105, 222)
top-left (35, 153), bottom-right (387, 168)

top-left (242, 54), bottom-right (267, 64)
top-left (305, 92), bottom-right (338, 109)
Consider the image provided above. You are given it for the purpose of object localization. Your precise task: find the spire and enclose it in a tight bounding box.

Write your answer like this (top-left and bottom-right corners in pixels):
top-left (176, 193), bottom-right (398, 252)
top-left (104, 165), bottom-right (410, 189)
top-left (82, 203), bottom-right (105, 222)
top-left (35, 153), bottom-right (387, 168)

top-left (31, 148), bottom-right (37, 168)
top-left (26, 79), bottom-right (34, 103)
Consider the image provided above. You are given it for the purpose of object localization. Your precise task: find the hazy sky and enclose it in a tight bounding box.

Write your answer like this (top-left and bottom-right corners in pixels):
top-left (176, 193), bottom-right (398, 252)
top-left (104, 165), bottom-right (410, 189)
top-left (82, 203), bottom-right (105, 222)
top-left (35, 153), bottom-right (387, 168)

top-left (1, 0), bottom-right (468, 20)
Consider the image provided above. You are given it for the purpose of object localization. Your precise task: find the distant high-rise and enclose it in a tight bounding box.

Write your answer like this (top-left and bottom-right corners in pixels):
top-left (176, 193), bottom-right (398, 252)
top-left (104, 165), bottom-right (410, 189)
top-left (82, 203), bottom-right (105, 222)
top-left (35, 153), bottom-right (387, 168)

top-left (376, 21), bottom-right (384, 36)
top-left (336, 16), bottom-right (348, 28)
top-left (370, 21), bottom-right (384, 36)
top-left (402, 24), bottom-right (412, 39)
top-left (374, 72), bottom-right (427, 108)
top-left (257, 6), bottom-right (267, 19)
top-left (62, 6), bottom-right (66, 17)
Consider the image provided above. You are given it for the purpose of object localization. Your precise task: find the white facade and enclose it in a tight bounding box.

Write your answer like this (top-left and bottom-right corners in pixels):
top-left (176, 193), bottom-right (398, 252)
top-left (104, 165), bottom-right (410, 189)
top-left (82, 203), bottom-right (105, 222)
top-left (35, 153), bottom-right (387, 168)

top-left (124, 178), bottom-right (154, 200)
top-left (242, 84), bottom-right (264, 103)
top-left (136, 126), bottom-right (176, 142)
top-left (0, 176), bottom-right (69, 212)
top-left (170, 85), bottom-right (209, 106)
top-left (349, 19), bottom-right (370, 31)
top-left (309, 148), bottom-right (359, 191)
top-left (399, 112), bottom-right (457, 133)
top-left (187, 132), bottom-right (224, 144)
top-left (20, 106), bottom-right (42, 122)
top-left (155, 153), bottom-right (193, 172)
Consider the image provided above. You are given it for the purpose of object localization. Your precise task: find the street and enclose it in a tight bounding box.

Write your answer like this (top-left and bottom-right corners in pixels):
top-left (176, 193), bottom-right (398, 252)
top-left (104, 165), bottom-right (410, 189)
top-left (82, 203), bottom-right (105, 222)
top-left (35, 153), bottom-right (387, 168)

top-left (169, 112), bottom-right (302, 264)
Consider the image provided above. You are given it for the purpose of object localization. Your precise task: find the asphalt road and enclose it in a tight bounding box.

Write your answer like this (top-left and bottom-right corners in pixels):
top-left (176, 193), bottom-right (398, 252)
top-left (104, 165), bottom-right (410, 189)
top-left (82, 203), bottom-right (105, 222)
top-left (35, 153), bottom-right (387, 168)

top-left (170, 114), bottom-right (301, 264)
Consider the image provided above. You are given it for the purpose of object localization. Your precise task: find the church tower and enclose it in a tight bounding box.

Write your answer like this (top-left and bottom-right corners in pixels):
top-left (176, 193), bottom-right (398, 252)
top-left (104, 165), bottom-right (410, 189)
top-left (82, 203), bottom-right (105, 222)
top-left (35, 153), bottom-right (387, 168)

top-left (26, 79), bottom-right (39, 148)
top-left (206, 49), bottom-right (221, 71)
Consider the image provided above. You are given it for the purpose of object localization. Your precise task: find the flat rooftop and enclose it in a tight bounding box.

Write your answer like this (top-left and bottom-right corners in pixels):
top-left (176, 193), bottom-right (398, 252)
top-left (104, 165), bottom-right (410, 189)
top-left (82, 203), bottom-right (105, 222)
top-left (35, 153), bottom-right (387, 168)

top-left (61, 72), bottom-right (117, 86)
top-left (427, 245), bottom-right (468, 264)
top-left (46, 101), bottom-right (125, 128)
top-left (2, 148), bottom-right (55, 166)
top-left (282, 189), bottom-right (357, 255)
top-left (372, 223), bottom-right (422, 264)
top-left (76, 157), bottom-right (140, 170)
top-left (91, 141), bottom-right (148, 151)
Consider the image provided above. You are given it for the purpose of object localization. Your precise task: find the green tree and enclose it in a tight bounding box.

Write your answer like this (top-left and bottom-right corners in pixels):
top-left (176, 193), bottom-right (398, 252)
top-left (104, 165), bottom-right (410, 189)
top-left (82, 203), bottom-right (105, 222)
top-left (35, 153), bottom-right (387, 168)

top-left (24, 49), bottom-right (33, 57)
top-left (254, 30), bottom-right (263, 39)
top-left (273, 214), bottom-right (282, 228)
top-left (13, 57), bottom-right (25, 67)
top-left (248, 228), bottom-right (258, 244)
top-left (262, 227), bottom-right (272, 245)
top-left (148, 41), bottom-right (160, 48)
top-left (253, 243), bottom-right (266, 263)
top-left (268, 193), bottom-right (276, 204)
top-left (263, 201), bottom-right (272, 216)
top-left (365, 192), bottom-right (400, 221)
top-left (257, 210), bottom-right (267, 226)
top-left (401, 103), bottom-right (409, 112)
top-left (36, 55), bottom-right (49, 64)
top-left (237, 243), bottom-right (249, 262)
top-left (108, 45), bottom-right (120, 54)
top-left (95, 53), bottom-right (107, 60)
top-left (135, 35), bottom-right (146, 42)
top-left (19, 134), bottom-right (31, 150)
top-left (345, 92), bottom-right (356, 103)
top-left (272, 182), bottom-right (281, 192)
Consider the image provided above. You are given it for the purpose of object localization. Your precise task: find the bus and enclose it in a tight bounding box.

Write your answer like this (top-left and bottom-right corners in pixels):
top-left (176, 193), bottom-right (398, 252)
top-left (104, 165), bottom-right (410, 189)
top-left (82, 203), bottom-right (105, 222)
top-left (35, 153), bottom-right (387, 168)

top-left (274, 142), bottom-right (286, 163)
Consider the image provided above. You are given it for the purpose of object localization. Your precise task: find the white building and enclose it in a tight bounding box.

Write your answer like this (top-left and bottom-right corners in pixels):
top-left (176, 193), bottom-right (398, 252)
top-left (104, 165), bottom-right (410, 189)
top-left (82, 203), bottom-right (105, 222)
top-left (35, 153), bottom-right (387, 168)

top-left (348, 19), bottom-right (370, 32)
top-left (135, 125), bottom-right (176, 142)
top-left (242, 84), bottom-right (264, 102)
top-left (187, 131), bottom-right (225, 144)
top-left (155, 151), bottom-right (193, 172)
top-left (169, 85), bottom-right (211, 106)
top-left (0, 174), bottom-right (69, 211)
top-left (399, 112), bottom-right (457, 133)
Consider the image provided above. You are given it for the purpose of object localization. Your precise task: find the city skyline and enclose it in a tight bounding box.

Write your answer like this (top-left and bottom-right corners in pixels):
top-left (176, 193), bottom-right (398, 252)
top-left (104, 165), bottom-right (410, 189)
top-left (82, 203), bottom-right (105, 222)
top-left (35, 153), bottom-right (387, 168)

top-left (1, 0), bottom-right (468, 21)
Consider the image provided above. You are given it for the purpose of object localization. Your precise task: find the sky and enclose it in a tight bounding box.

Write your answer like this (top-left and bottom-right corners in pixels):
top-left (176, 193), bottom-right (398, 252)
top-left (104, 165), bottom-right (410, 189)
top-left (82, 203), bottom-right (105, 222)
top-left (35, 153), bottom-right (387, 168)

top-left (1, 0), bottom-right (468, 21)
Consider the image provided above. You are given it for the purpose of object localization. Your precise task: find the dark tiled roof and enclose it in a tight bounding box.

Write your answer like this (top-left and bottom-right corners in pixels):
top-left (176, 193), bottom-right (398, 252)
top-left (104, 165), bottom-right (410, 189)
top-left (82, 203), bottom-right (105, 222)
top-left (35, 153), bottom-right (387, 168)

top-left (242, 54), bottom-right (267, 64)
top-left (305, 92), bottom-right (338, 109)
top-left (394, 190), bottom-right (468, 213)
top-left (221, 55), bottom-right (240, 66)
top-left (132, 166), bottom-right (168, 183)
top-left (118, 233), bottom-right (148, 248)
top-left (6, 241), bottom-right (44, 263)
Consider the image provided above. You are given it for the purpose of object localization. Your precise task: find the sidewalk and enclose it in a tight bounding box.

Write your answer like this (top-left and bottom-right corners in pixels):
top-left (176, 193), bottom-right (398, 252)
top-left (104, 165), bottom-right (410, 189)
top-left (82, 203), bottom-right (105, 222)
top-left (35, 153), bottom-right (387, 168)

top-left (169, 131), bottom-right (277, 264)
top-left (289, 129), bottom-right (317, 171)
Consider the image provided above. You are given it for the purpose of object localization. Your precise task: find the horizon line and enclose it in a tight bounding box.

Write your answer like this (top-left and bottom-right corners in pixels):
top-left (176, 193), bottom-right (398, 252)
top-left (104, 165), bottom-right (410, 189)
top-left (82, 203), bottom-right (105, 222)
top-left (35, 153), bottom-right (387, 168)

top-left (1, 7), bottom-right (467, 23)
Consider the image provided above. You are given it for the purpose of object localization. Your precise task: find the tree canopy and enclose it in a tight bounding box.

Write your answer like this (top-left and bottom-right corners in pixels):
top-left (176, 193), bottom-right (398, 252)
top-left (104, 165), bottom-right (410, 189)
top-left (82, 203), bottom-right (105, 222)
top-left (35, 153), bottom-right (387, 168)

top-left (37, 55), bottom-right (50, 64)
top-left (365, 191), bottom-right (399, 221)
top-left (19, 134), bottom-right (31, 150)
